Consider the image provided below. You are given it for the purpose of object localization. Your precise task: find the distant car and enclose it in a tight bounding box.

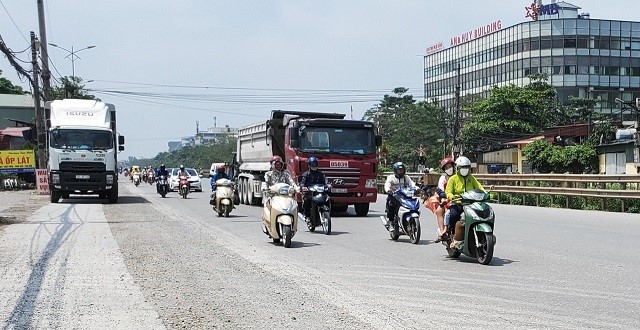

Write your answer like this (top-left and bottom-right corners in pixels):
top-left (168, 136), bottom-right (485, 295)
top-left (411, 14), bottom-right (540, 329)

top-left (169, 168), bottom-right (202, 192)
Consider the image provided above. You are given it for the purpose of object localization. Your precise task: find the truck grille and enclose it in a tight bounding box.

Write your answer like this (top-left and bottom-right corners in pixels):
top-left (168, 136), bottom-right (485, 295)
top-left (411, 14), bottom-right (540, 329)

top-left (319, 167), bottom-right (361, 188)
top-left (59, 162), bottom-right (106, 172)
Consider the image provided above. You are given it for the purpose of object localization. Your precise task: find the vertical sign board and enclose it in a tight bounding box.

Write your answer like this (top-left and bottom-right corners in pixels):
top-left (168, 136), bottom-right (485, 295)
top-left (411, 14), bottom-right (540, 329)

top-left (36, 169), bottom-right (49, 195)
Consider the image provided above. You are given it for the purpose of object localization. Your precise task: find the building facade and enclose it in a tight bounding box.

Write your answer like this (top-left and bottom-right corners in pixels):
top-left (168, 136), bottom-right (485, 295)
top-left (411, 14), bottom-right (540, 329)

top-left (424, 1), bottom-right (640, 122)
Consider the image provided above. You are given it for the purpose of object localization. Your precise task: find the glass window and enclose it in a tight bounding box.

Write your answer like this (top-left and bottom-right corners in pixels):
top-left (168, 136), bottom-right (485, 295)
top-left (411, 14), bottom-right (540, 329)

top-left (553, 66), bottom-right (562, 74)
top-left (577, 19), bottom-right (589, 29)
top-left (563, 37), bottom-right (577, 48)
top-left (621, 38), bottom-right (632, 50)
top-left (610, 38), bottom-right (621, 50)
top-left (552, 20), bottom-right (563, 35)
top-left (577, 36), bottom-right (589, 48)
top-left (578, 66), bottom-right (589, 74)
top-left (598, 37), bottom-right (610, 49)
top-left (611, 66), bottom-right (621, 75)
top-left (622, 21), bottom-right (631, 31)
top-left (611, 21), bottom-right (621, 30)
top-left (541, 38), bottom-right (552, 49)
top-left (600, 20), bottom-right (611, 30)
top-left (530, 37), bottom-right (540, 50)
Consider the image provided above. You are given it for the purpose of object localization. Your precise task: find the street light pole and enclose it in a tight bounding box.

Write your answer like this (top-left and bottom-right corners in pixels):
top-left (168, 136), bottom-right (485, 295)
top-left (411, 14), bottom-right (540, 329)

top-left (48, 43), bottom-right (96, 77)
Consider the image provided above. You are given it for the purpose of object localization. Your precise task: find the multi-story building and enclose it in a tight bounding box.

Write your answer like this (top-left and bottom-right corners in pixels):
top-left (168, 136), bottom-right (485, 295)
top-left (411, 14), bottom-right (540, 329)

top-left (423, 1), bottom-right (640, 122)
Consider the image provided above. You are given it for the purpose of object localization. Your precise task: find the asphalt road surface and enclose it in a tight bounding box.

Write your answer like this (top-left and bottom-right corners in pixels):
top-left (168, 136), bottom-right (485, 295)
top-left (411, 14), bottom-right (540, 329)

top-left (1, 178), bottom-right (639, 329)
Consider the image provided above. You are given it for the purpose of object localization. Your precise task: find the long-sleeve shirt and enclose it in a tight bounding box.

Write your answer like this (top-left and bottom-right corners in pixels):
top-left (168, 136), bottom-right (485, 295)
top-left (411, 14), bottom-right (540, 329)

top-left (445, 174), bottom-right (485, 200)
top-left (384, 174), bottom-right (416, 193)
top-left (265, 170), bottom-right (295, 187)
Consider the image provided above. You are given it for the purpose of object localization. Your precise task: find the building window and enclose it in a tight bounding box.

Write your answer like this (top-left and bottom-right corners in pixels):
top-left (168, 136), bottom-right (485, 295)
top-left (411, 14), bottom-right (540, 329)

top-left (564, 65), bottom-right (577, 74)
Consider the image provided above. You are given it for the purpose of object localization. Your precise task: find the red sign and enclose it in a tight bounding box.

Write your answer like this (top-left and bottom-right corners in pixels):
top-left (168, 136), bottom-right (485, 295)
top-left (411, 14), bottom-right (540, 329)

top-left (450, 20), bottom-right (502, 47)
top-left (426, 42), bottom-right (444, 54)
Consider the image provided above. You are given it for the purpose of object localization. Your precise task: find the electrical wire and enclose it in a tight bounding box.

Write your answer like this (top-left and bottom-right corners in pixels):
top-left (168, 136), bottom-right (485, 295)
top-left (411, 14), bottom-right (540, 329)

top-left (0, 0), bottom-right (28, 43)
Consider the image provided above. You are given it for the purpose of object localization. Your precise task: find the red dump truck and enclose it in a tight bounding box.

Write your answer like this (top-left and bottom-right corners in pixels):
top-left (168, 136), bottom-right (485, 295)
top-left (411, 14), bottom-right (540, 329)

top-left (233, 110), bottom-right (381, 216)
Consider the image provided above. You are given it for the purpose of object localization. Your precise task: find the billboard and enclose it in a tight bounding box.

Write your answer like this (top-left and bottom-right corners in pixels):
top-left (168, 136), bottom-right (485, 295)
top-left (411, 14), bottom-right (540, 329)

top-left (0, 150), bottom-right (36, 173)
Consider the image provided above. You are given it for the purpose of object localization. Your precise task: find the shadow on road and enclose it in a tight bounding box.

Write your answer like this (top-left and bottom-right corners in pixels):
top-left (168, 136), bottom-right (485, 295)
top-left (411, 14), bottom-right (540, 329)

top-left (446, 255), bottom-right (518, 266)
top-left (108, 196), bottom-right (151, 204)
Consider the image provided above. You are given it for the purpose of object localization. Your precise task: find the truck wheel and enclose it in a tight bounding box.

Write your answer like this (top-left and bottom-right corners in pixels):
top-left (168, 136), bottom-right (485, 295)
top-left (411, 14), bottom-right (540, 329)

top-left (354, 203), bottom-right (370, 216)
top-left (50, 191), bottom-right (61, 203)
top-left (240, 179), bottom-right (247, 205)
top-left (248, 181), bottom-right (256, 205)
top-left (108, 187), bottom-right (118, 204)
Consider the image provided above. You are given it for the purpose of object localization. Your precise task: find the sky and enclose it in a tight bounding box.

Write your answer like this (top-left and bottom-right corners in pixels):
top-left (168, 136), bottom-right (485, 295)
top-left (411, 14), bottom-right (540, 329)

top-left (2, 0), bottom-right (640, 159)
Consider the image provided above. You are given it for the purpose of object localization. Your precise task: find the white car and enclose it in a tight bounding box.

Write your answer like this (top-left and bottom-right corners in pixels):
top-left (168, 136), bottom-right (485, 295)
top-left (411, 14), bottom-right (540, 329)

top-left (169, 168), bottom-right (202, 192)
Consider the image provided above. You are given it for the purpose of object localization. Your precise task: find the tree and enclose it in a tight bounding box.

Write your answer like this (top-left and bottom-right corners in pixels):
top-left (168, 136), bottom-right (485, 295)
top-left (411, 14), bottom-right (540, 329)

top-left (461, 74), bottom-right (566, 152)
top-left (364, 88), bottom-right (450, 171)
top-left (52, 76), bottom-right (95, 99)
top-left (0, 70), bottom-right (25, 94)
top-left (523, 139), bottom-right (597, 174)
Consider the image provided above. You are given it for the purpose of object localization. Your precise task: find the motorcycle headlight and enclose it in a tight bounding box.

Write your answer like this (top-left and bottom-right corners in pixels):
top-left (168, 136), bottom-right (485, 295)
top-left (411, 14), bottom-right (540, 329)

top-left (106, 174), bottom-right (114, 184)
top-left (51, 173), bottom-right (60, 184)
top-left (365, 179), bottom-right (377, 188)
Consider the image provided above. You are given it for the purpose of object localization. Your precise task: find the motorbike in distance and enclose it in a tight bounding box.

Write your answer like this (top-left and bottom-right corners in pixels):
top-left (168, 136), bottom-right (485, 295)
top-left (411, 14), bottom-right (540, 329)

top-left (211, 178), bottom-right (235, 217)
top-left (302, 184), bottom-right (332, 235)
top-left (261, 182), bottom-right (299, 248)
top-left (156, 175), bottom-right (170, 198)
top-left (133, 173), bottom-right (141, 187)
top-left (443, 189), bottom-right (496, 265)
top-left (147, 171), bottom-right (155, 185)
top-left (379, 186), bottom-right (421, 244)
top-left (178, 174), bottom-right (190, 199)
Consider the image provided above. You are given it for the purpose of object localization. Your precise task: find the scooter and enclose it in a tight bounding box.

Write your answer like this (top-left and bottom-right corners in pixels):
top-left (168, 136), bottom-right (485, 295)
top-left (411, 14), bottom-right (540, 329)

top-left (156, 175), bottom-right (169, 198)
top-left (133, 173), bottom-right (141, 187)
top-left (211, 178), bottom-right (235, 217)
top-left (302, 184), bottom-right (332, 235)
top-left (379, 186), bottom-right (421, 244)
top-left (443, 189), bottom-right (496, 265)
top-left (147, 171), bottom-right (155, 185)
top-left (178, 174), bottom-right (190, 199)
top-left (261, 182), bottom-right (299, 248)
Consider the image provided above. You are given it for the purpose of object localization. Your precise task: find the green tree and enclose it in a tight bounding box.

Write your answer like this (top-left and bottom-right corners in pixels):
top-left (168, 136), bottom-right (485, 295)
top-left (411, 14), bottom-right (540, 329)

top-left (461, 74), bottom-right (566, 152)
top-left (363, 88), bottom-right (450, 170)
top-left (523, 139), bottom-right (597, 173)
top-left (52, 76), bottom-right (95, 99)
top-left (0, 70), bottom-right (25, 94)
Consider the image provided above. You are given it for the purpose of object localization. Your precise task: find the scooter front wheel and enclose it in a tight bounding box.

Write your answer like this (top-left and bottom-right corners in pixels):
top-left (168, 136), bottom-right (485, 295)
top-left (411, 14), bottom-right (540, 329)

top-left (282, 225), bottom-right (292, 248)
top-left (476, 232), bottom-right (495, 265)
top-left (320, 210), bottom-right (331, 235)
top-left (408, 218), bottom-right (421, 244)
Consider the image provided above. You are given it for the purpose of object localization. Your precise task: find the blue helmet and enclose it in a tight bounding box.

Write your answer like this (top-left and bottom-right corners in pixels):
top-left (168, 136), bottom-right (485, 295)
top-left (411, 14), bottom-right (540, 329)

top-left (393, 162), bottom-right (405, 177)
top-left (308, 156), bottom-right (319, 169)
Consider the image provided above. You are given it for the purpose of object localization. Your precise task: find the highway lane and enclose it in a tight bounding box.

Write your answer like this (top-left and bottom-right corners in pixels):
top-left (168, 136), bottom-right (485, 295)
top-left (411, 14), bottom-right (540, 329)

top-left (121, 178), bottom-right (640, 329)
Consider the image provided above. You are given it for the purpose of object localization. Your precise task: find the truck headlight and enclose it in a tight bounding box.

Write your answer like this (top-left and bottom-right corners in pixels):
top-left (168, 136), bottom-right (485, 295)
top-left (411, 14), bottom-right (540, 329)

top-left (52, 173), bottom-right (60, 184)
top-left (365, 179), bottom-right (377, 188)
top-left (106, 175), bottom-right (114, 184)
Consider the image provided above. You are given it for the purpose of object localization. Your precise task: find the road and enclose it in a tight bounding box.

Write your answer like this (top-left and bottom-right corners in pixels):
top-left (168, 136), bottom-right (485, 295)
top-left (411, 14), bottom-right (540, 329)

top-left (1, 178), bottom-right (639, 329)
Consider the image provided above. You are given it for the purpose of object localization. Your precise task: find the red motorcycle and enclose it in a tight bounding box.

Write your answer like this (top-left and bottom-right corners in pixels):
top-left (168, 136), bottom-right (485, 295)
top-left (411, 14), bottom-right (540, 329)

top-left (178, 174), bottom-right (190, 199)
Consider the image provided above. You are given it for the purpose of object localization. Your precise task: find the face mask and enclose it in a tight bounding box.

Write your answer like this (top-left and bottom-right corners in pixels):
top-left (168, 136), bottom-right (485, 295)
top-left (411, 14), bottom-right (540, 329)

top-left (445, 168), bottom-right (454, 176)
top-left (310, 166), bottom-right (318, 171)
top-left (459, 168), bottom-right (470, 177)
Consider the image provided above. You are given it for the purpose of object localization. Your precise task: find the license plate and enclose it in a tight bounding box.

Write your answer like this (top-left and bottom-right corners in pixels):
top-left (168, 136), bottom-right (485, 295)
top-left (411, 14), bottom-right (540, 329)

top-left (76, 175), bottom-right (90, 179)
top-left (331, 188), bottom-right (347, 193)
top-left (330, 161), bottom-right (348, 168)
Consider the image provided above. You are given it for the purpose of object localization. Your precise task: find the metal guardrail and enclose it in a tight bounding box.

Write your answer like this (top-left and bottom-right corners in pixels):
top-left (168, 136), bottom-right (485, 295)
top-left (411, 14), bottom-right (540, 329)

top-left (377, 172), bottom-right (640, 211)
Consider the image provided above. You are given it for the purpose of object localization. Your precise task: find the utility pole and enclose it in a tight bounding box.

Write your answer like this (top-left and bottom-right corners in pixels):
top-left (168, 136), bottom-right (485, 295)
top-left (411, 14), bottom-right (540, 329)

top-left (453, 64), bottom-right (461, 158)
top-left (37, 0), bottom-right (53, 140)
top-left (31, 32), bottom-right (46, 169)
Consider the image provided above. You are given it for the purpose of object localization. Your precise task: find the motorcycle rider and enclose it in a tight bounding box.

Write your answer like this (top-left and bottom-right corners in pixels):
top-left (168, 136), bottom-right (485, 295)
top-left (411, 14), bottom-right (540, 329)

top-left (384, 162), bottom-right (416, 232)
top-left (263, 156), bottom-right (296, 204)
top-left (299, 157), bottom-right (327, 221)
top-left (131, 166), bottom-right (141, 183)
top-left (155, 164), bottom-right (170, 193)
top-left (445, 156), bottom-right (487, 248)
top-left (209, 165), bottom-right (230, 205)
top-left (431, 158), bottom-right (456, 242)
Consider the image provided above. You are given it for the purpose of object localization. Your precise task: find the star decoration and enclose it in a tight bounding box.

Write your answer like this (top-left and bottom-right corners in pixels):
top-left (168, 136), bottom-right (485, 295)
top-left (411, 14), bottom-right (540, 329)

top-left (525, 2), bottom-right (539, 20)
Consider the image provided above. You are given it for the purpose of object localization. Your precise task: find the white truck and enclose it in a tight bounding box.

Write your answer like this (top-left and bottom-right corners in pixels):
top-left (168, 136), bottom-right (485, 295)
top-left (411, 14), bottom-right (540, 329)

top-left (46, 99), bottom-right (125, 203)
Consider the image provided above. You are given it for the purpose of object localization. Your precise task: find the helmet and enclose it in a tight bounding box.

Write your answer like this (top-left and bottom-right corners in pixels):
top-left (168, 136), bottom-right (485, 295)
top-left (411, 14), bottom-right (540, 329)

top-left (160, 164), bottom-right (165, 170)
top-left (392, 162), bottom-right (405, 177)
top-left (180, 165), bottom-right (185, 171)
top-left (270, 155), bottom-right (284, 171)
top-left (440, 158), bottom-right (454, 170)
top-left (308, 157), bottom-right (318, 169)
top-left (455, 156), bottom-right (471, 168)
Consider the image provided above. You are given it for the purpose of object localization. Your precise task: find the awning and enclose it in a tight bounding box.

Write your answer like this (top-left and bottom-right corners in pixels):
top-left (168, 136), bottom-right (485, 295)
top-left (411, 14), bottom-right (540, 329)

top-left (0, 127), bottom-right (31, 138)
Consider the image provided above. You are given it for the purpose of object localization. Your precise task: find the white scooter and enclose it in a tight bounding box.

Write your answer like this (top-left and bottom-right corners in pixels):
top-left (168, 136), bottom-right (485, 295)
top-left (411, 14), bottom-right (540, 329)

top-left (261, 182), bottom-right (299, 248)
top-left (211, 178), bottom-right (235, 217)
top-left (133, 173), bottom-right (141, 187)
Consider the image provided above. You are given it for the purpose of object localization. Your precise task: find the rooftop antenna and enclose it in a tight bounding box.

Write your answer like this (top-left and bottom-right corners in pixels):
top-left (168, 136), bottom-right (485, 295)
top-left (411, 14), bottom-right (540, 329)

top-left (196, 120), bottom-right (199, 134)
top-left (214, 116), bottom-right (217, 128)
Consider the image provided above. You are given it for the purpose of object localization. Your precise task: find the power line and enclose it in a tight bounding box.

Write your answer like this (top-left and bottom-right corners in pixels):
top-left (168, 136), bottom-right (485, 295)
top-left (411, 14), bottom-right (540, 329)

top-left (0, 0), bottom-right (28, 42)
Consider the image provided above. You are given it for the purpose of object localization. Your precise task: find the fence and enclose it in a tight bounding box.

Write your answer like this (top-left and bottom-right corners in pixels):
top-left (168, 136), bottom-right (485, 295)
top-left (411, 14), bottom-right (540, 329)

top-left (377, 173), bottom-right (640, 212)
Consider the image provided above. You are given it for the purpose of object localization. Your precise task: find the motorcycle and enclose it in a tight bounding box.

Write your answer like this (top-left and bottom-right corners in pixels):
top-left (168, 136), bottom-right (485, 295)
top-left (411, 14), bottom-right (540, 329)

top-left (156, 175), bottom-right (169, 198)
top-left (142, 170), bottom-right (147, 183)
top-left (302, 184), bottom-right (332, 235)
top-left (379, 186), bottom-right (421, 244)
top-left (133, 173), bottom-right (141, 187)
top-left (443, 189), bottom-right (496, 265)
top-left (147, 171), bottom-right (155, 185)
top-left (210, 178), bottom-right (235, 217)
top-left (178, 174), bottom-right (190, 199)
top-left (261, 182), bottom-right (299, 248)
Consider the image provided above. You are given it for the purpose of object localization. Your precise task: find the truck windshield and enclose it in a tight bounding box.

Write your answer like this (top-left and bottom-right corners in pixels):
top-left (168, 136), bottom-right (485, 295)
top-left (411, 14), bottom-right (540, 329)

top-left (50, 129), bottom-right (113, 150)
top-left (297, 127), bottom-right (375, 155)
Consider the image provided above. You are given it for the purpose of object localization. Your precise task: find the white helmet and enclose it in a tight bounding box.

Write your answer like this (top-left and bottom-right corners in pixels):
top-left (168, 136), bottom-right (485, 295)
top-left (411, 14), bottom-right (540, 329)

top-left (455, 156), bottom-right (471, 167)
